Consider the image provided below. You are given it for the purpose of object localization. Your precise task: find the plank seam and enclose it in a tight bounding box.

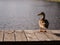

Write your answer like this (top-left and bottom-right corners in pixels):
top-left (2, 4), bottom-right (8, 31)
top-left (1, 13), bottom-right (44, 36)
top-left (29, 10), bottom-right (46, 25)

top-left (3, 30), bottom-right (4, 41)
top-left (43, 32), bottom-right (52, 41)
top-left (23, 30), bottom-right (28, 41)
top-left (44, 30), bottom-right (56, 41)
top-left (34, 32), bottom-right (39, 41)
top-left (14, 30), bottom-right (16, 41)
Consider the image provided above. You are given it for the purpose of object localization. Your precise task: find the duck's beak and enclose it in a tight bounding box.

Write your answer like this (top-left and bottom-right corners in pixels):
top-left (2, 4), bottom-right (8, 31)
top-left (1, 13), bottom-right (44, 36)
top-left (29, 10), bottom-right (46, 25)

top-left (37, 13), bottom-right (41, 16)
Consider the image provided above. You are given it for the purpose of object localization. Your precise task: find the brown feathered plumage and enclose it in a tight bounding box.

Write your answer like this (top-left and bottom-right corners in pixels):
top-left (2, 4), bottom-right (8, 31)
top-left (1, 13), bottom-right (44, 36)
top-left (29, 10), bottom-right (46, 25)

top-left (38, 12), bottom-right (49, 32)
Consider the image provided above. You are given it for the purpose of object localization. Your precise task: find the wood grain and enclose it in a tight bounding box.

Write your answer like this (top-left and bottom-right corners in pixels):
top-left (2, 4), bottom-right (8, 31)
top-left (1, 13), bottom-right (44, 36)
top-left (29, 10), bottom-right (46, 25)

top-left (24, 30), bottom-right (38, 41)
top-left (15, 30), bottom-right (27, 41)
top-left (0, 30), bottom-right (3, 41)
top-left (4, 30), bottom-right (15, 41)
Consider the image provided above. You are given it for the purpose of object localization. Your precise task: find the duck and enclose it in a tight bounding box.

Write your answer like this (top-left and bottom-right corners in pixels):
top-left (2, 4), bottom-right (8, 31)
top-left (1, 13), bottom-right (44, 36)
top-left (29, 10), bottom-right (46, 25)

top-left (37, 12), bottom-right (49, 32)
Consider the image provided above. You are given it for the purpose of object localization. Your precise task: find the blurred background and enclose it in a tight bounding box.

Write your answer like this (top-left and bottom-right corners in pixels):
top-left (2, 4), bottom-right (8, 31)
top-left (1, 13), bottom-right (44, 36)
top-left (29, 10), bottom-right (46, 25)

top-left (0, 0), bottom-right (60, 30)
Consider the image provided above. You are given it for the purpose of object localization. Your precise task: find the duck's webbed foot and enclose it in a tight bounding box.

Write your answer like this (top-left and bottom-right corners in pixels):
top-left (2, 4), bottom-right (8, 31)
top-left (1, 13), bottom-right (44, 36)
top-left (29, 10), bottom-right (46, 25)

top-left (40, 30), bottom-right (46, 32)
top-left (40, 28), bottom-right (47, 32)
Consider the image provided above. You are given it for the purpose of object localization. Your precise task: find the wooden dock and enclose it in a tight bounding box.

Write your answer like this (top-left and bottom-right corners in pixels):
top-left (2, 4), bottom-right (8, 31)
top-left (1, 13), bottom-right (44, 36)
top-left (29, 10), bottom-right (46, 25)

top-left (0, 30), bottom-right (60, 41)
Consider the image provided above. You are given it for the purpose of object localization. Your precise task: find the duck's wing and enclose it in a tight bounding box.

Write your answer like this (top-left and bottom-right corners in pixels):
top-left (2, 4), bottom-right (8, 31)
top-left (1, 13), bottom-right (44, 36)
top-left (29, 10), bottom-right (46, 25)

top-left (45, 19), bottom-right (49, 28)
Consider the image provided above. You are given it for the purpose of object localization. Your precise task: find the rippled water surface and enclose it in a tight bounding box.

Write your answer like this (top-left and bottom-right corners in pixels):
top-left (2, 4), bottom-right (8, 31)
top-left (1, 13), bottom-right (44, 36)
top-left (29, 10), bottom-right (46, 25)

top-left (0, 0), bottom-right (60, 30)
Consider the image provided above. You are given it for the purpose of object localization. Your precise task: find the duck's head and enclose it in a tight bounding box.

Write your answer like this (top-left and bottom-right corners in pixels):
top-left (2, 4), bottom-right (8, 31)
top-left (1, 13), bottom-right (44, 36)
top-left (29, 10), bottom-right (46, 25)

top-left (37, 12), bottom-right (45, 19)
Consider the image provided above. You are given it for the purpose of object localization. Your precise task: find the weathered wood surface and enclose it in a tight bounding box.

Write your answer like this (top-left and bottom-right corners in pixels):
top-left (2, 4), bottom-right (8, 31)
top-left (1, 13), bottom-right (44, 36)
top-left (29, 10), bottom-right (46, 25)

top-left (0, 30), bottom-right (3, 41)
top-left (24, 30), bottom-right (38, 41)
top-left (0, 30), bottom-right (60, 41)
top-left (43, 30), bottom-right (60, 40)
top-left (4, 30), bottom-right (15, 41)
top-left (50, 30), bottom-right (60, 40)
top-left (34, 30), bottom-right (50, 41)
top-left (15, 30), bottom-right (27, 41)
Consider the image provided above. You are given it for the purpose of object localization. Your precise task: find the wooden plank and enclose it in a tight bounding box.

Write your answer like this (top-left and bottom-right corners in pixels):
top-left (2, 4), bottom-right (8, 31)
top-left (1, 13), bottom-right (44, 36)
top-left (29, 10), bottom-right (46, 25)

top-left (15, 30), bottom-right (27, 41)
top-left (4, 30), bottom-right (14, 34)
top-left (45, 30), bottom-right (60, 40)
top-left (51, 30), bottom-right (60, 40)
top-left (1, 30), bottom-right (60, 41)
top-left (34, 30), bottom-right (50, 41)
top-left (24, 30), bottom-right (38, 41)
top-left (0, 30), bottom-right (3, 41)
top-left (4, 30), bottom-right (15, 41)
top-left (51, 30), bottom-right (60, 33)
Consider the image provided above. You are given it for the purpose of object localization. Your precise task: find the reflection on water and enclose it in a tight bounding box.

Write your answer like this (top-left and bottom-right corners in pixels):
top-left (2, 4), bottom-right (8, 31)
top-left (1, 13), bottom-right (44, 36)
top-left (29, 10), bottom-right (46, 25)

top-left (0, 0), bottom-right (60, 30)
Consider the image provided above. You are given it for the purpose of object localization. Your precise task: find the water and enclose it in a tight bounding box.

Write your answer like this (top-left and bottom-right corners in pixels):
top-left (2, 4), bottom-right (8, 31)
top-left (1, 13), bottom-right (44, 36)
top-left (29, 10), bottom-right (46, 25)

top-left (0, 0), bottom-right (60, 30)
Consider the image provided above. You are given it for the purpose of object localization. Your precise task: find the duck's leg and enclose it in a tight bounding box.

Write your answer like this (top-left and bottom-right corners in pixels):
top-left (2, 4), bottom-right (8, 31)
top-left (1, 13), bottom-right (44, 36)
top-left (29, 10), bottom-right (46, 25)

top-left (43, 28), bottom-right (47, 32)
top-left (40, 28), bottom-right (47, 32)
top-left (40, 28), bottom-right (44, 32)
top-left (43, 29), bottom-right (47, 32)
